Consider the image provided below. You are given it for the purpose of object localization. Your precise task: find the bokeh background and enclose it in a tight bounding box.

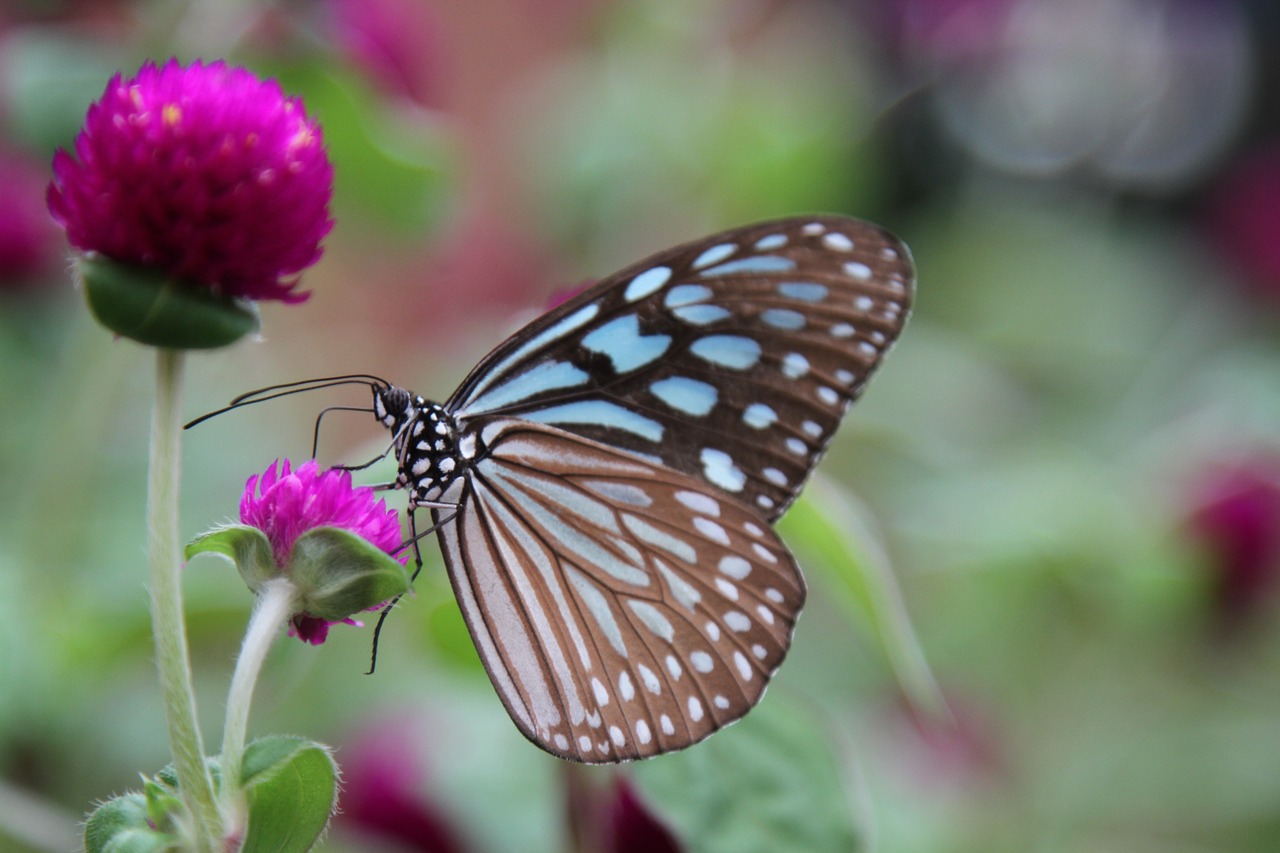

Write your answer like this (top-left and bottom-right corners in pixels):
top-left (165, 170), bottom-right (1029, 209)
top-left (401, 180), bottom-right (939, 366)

top-left (3, 0), bottom-right (1280, 850)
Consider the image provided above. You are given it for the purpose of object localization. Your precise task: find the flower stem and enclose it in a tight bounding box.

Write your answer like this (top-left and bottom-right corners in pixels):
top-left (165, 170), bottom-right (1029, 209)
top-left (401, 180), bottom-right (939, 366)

top-left (148, 348), bottom-right (219, 851)
top-left (220, 577), bottom-right (296, 829)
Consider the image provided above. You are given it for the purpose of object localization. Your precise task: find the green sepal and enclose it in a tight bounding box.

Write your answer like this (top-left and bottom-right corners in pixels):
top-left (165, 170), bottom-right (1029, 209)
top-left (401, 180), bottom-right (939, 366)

top-left (185, 524), bottom-right (278, 591)
top-left (239, 736), bottom-right (339, 853)
top-left (79, 254), bottom-right (260, 349)
top-left (186, 524), bottom-right (411, 621)
top-left (288, 526), bottom-right (412, 620)
top-left (83, 789), bottom-right (179, 853)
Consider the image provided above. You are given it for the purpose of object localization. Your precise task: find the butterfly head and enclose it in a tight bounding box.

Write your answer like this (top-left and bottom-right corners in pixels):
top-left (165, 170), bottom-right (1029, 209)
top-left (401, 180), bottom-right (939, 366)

top-left (372, 387), bottom-right (465, 506)
top-left (372, 384), bottom-right (419, 434)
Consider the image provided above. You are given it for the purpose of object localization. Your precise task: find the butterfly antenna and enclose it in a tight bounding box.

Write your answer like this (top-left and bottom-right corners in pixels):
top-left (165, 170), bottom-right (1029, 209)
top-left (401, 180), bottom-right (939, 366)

top-left (185, 374), bottom-right (391, 429)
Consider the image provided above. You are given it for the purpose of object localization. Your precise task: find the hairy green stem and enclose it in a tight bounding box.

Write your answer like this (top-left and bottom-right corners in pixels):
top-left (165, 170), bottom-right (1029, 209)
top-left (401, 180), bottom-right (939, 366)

top-left (148, 348), bottom-right (220, 850)
top-left (219, 577), bottom-right (296, 832)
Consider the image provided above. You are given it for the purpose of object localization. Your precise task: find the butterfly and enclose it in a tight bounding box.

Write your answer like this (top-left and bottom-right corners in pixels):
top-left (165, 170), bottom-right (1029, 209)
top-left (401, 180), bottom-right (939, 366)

top-left (209, 215), bottom-right (914, 763)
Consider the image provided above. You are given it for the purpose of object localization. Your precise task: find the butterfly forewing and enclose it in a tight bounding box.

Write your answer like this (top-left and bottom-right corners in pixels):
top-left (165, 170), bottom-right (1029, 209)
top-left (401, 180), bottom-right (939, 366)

top-left (432, 420), bottom-right (804, 762)
top-left (446, 216), bottom-right (914, 520)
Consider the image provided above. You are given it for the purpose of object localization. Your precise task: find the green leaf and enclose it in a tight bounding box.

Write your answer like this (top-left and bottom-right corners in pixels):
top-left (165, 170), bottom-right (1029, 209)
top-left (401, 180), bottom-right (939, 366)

top-left (779, 477), bottom-right (947, 720)
top-left (83, 792), bottom-right (178, 853)
top-left (289, 526), bottom-right (412, 620)
top-left (185, 524), bottom-right (278, 592)
top-left (239, 736), bottom-right (339, 853)
top-left (632, 699), bottom-right (861, 853)
top-left (79, 255), bottom-right (260, 350)
top-left (264, 61), bottom-right (450, 234)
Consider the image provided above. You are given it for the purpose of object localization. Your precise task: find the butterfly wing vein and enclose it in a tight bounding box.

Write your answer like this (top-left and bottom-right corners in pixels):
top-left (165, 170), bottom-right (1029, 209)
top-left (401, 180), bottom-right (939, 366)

top-left (434, 420), bottom-right (804, 763)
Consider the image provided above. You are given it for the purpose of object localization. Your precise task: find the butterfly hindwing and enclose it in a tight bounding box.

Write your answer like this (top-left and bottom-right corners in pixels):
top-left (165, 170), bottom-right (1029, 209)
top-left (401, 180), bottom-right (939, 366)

top-left (432, 419), bottom-right (804, 763)
top-left (445, 215), bottom-right (915, 520)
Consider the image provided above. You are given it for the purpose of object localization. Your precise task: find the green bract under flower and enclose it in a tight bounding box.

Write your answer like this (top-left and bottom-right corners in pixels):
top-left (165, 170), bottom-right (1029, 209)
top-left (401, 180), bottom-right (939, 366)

top-left (48, 59), bottom-right (334, 346)
top-left (187, 460), bottom-right (411, 644)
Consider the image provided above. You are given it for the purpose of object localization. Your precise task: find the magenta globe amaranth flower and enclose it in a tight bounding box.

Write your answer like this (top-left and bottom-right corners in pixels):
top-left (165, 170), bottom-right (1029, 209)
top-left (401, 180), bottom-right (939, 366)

top-left (240, 459), bottom-right (407, 644)
top-left (188, 459), bottom-right (411, 645)
top-left (48, 59), bottom-right (334, 347)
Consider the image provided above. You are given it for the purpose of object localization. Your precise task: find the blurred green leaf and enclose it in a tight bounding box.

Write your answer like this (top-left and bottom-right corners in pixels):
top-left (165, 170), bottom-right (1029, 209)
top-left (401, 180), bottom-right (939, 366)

top-left (781, 477), bottom-right (947, 721)
top-left (633, 698), bottom-right (860, 853)
top-left (265, 61), bottom-right (451, 235)
top-left (240, 736), bottom-right (338, 853)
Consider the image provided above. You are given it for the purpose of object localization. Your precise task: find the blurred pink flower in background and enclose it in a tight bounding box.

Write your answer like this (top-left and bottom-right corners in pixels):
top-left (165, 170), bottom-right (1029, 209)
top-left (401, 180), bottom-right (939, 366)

top-left (565, 771), bottom-right (682, 853)
top-left (324, 0), bottom-right (445, 108)
top-left (1205, 143), bottom-right (1280, 304)
top-left (0, 147), bottom-right (59, 287)
top-left (1185, 454), bottom-right (1280, 626)
top-left (336, 717), bottom-right (472, 853)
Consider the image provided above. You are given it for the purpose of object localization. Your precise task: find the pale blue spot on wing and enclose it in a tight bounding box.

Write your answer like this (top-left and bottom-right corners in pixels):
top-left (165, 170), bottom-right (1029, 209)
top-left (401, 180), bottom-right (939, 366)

top-left (628, 600), bottom-right (674, 641)
top-left (699, 256), bottom-right (796, 277)
top-left (761, 308), bottom-right (806, 330)
top-left (623, 516), bottom-right (697, 565)
top-left (742, 402), bottom-right (776, 429)
top-left (754, 233), bottom-right (788, 250)
top-left (649, 376), bottom-right (718, 416)
top-left (566, 566), bottom-right (627, 656)
top-left (689, 335), bottom-right (760, 370)
top-left (777, 282), bottom-right (828, 302)
top-left (581, 314), bottom-right (671, 373)
top-left (488, 467), bottom-right (649, 588)
top-left (459, 303), bottom-right (599, 411)
top-left (522, 400), bottom-right (664, 442)
top-left (692, 242), bottom-right (737, 269)
top-left (663, 284), bottom-right (712, 307)
top-left (672, 305), bottom-right (730, 325)
top-left (464, 360), bottom-right (589, 413)
top-left (582, 480), bottom-right (653, 507)
top-left (700, 447), bottom-right (746, 491)
top-left (781, 352), bottom-right (810, 378)
top-left (624, 266), bottom-right (672, 301)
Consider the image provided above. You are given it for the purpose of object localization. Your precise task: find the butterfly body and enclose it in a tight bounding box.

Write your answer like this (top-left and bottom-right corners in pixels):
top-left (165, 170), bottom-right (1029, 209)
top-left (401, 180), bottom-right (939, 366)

top-left (370, 215), bottom-right (913, 762)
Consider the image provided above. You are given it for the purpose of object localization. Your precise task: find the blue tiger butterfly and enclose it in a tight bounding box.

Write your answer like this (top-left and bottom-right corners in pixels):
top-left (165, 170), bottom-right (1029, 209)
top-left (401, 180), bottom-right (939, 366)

top-left (202, 215), bottom-right (914, 763)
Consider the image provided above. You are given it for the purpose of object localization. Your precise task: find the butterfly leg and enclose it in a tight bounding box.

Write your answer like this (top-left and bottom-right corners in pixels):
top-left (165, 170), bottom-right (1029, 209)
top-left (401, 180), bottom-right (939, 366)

top-left (366, 504), bottom-right (459, 674)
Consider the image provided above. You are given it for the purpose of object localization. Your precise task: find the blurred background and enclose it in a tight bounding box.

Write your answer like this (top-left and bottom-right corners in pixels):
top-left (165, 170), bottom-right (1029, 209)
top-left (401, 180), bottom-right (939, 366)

top-left (3, 0), bottom-right (1280, 850)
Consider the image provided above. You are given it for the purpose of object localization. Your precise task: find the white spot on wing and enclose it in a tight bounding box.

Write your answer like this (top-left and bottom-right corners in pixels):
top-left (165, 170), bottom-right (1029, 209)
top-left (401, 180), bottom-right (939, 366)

top-left (719, 555), bottom-right (752, 580)
top-left (694, 516), bottom-right (729, 544)
top-left (675, 490), bottom-right (720, 516)
top-left (823, 232), bottom-right (854, 251)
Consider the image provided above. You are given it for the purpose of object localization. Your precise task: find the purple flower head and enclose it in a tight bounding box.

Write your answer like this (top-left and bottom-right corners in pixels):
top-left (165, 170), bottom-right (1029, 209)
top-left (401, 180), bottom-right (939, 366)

top-left (47, 59), bottom-right (333, 303)
top-left (240, 459), bottom-right (405, 643)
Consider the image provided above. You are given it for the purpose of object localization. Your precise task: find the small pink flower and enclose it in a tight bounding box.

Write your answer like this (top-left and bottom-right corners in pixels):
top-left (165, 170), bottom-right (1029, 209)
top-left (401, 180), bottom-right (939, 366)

top-left (47, 59), bottom-right (333, 303)
top-left (1186, 455), bottom-right (1280, 626)
top-left (324, 0), bottom-right (444, 107)
top-left (1206, 143), bottom-right (1280, 304)
top-left (240, 459), bottom-right (404, 644)
top-left (337, 717), bottom-right (470, 852)
top-left (0, 148), bottom-right (59, 286)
